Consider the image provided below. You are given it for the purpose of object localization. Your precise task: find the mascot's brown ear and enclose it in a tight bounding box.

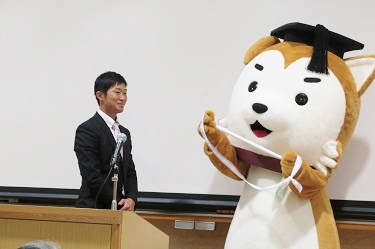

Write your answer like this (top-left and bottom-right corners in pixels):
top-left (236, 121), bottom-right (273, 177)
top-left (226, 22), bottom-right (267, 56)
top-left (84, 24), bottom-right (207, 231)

top-left (243, 36), bottom-right (280, 65)
top-left (345, 55), bottom-right (375, 97)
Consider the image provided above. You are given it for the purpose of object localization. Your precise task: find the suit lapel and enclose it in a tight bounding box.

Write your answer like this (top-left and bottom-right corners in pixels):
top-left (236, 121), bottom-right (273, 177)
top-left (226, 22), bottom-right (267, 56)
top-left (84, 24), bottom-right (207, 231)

top-left (93, 112), bottom-right (126, 167)
top-left (93, 112), bottom-right (117, 148)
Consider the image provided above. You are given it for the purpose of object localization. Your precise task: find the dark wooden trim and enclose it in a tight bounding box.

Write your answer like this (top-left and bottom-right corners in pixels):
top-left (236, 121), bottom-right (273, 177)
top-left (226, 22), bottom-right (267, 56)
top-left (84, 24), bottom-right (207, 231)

top-left (1, 187), bottom-right (374, 222)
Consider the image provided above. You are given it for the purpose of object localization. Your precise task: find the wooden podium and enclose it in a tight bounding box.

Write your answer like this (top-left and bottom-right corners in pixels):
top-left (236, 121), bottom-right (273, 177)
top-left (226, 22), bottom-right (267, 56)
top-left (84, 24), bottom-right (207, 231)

top-left (0, 204), bottom-right (169, 249)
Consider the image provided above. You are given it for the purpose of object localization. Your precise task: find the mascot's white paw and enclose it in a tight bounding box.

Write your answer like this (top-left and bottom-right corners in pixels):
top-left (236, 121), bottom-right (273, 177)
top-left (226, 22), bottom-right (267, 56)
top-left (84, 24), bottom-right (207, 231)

top-left (314, 140), bottom-right (339, 176)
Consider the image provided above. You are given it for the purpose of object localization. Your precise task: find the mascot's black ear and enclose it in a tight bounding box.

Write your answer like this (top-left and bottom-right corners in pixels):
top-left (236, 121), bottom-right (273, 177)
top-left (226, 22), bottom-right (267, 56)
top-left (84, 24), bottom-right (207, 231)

top-left (271, 22), bottom-right (364, 74)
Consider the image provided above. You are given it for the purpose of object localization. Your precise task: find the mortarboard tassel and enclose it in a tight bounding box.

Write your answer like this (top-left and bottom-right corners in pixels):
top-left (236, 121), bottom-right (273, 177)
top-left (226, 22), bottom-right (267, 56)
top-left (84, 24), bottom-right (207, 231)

top-left (307, 24), bottom-right (329, 74)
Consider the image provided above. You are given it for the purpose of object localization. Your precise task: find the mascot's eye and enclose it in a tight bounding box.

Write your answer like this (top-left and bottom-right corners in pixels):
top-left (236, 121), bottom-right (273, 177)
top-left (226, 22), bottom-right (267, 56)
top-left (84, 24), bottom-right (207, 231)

top-left (248, 81), bottom-right (258, 92)
top-left (295, 93), bottom-right (308, 106)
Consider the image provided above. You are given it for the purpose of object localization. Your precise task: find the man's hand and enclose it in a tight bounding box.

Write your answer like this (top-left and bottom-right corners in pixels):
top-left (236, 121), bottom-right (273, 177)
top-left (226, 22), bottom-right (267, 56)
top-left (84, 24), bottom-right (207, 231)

top-left (118, 198), bottom-right (135, 211)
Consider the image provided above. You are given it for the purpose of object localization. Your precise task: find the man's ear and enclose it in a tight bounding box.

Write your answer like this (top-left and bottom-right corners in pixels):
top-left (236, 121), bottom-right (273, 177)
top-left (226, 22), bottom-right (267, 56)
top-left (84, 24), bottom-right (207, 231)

top-left (95, 91), bottom-right (105, 103)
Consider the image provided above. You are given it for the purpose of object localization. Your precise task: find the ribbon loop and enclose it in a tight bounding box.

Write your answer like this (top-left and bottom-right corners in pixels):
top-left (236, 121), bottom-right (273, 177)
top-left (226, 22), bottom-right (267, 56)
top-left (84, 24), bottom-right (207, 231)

top-left (200, 115), bottom-right (304, 193)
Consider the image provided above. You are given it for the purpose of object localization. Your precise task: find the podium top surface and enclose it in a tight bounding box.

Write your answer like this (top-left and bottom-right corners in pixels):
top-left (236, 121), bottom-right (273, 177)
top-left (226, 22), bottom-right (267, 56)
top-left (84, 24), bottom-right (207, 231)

top-left (0, 203), bottom-right (125, 225)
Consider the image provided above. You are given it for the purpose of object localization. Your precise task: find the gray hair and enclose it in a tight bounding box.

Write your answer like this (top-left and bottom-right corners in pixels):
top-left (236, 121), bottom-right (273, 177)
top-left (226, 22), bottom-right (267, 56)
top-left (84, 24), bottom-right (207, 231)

top-left (17, 240), bottom-right (60, 249)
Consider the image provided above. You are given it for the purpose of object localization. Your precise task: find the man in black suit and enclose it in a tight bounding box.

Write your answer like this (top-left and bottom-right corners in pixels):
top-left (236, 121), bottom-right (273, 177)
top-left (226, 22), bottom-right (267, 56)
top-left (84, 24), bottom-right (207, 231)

top-left (74, 71), bottom-right (138, 210)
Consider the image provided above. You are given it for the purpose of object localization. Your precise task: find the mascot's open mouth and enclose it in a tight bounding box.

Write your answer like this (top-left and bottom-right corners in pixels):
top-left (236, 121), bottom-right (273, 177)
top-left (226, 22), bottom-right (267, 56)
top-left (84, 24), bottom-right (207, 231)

top-left (250, 121), bottom-right (272, 138)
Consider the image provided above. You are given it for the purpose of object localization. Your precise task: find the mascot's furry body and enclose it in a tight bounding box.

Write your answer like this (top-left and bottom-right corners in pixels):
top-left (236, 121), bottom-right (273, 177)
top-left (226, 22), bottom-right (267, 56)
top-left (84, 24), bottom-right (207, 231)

top-left (199, 23), bottom-right (375, 248)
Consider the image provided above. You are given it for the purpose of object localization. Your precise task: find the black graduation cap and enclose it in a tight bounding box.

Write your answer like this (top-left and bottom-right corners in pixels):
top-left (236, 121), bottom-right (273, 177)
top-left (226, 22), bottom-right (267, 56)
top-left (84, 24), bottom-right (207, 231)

top-left (270, 22), bottom-right (364, 74)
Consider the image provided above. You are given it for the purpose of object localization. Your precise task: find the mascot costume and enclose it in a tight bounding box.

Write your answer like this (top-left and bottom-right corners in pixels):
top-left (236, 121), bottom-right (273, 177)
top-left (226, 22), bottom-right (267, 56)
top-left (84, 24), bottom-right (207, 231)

top-left (198, 22), bottom-right (375, 249)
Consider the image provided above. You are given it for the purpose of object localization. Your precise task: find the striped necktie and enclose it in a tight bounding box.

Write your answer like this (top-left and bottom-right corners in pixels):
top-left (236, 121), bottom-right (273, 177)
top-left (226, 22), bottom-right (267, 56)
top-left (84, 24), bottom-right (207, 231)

top-left (112, 121), bottom-right (123, 157)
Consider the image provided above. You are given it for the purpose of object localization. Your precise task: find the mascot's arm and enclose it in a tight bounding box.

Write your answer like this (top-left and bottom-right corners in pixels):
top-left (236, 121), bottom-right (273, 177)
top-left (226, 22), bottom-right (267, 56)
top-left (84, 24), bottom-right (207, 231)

top-left (198, 110), bottom-right (249, 180)
top-left (281, 151), bottom-right (331, 199)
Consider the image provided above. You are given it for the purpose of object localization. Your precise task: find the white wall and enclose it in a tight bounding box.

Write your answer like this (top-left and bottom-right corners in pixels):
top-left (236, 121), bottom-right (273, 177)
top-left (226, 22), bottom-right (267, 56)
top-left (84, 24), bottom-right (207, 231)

top-left (0, 0), bottom-right (374, 201)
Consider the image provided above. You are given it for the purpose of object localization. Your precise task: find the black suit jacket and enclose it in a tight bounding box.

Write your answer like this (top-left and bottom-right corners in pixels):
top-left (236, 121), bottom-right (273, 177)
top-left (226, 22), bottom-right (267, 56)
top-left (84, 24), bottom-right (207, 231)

top-left (74, 112), bottom-right (138, 209)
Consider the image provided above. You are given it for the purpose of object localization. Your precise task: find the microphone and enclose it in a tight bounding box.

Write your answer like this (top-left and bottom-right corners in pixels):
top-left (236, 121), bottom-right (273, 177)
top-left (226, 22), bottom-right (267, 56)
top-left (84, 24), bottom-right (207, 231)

top-left (110, 133), bottom-right (127, 166)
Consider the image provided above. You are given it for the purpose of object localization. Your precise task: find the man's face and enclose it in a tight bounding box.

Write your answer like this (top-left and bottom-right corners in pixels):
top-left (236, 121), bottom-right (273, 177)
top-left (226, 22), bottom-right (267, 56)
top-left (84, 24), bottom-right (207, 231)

top-left (97, 83), bottom-right (127, 119)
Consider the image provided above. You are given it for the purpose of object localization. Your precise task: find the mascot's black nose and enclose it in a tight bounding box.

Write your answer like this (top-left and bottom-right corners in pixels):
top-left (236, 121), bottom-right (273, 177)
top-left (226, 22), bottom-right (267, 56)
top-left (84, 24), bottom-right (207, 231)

top-left (252, 103), bottom-right (268, 114)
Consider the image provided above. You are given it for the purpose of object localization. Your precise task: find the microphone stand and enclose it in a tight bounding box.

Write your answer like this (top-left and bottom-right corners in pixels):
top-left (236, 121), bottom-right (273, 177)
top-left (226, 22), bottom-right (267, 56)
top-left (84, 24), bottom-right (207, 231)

top-left (111, 163), bottom-right (119, 210)
top-left (110, 133), bottom-right (126, 210)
